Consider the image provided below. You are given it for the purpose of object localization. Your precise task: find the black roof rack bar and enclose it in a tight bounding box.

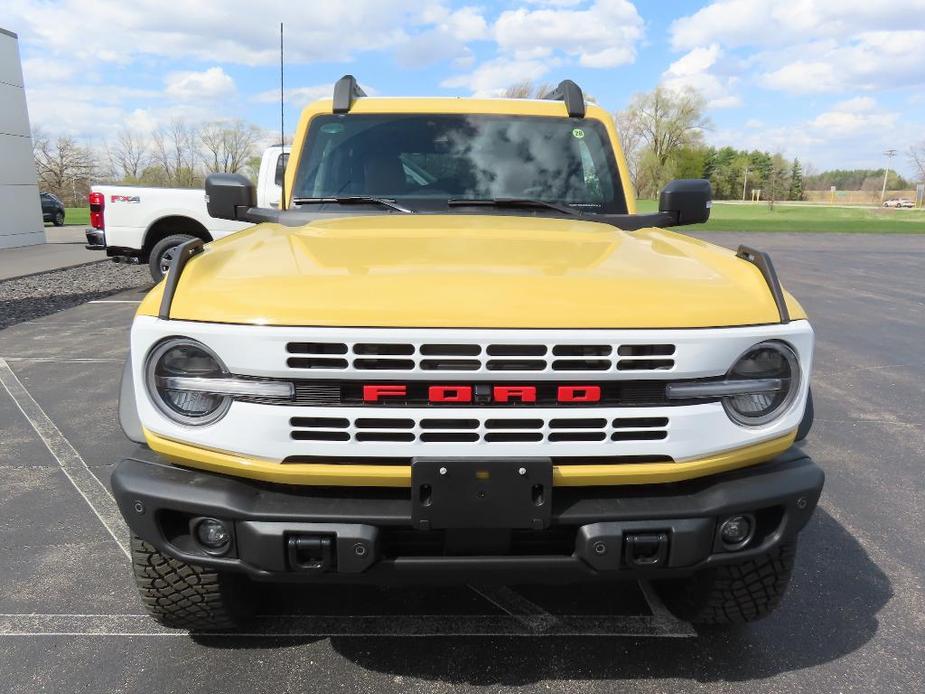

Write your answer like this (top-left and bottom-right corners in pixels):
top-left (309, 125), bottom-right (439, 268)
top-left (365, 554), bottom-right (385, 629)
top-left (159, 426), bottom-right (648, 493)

top-left (736, 245), bottom-right (791, 324)
top-left (158, 238), bottom-right (204, 320)
top-left (333, 74), bottom-right (367, 114)
top-left (542, 79), bottom-right (586, 118)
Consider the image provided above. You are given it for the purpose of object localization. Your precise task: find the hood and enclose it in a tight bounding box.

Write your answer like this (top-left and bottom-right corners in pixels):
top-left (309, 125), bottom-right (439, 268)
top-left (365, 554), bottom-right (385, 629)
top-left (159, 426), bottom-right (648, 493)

top-left (140, 215), bottom-right (805, 328)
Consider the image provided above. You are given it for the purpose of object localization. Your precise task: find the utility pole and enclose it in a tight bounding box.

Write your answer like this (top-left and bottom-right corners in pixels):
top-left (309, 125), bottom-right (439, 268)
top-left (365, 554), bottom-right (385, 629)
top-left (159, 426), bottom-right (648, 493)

top-left (881, 149), bottom-right (897, 203)
top-left (742, 166), bottom-right (749, 201)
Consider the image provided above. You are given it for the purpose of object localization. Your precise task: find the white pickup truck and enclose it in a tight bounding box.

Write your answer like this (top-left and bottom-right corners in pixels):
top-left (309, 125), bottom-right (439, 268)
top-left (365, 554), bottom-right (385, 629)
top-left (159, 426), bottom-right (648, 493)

top-left (85, 146), bottom-right (289, 280)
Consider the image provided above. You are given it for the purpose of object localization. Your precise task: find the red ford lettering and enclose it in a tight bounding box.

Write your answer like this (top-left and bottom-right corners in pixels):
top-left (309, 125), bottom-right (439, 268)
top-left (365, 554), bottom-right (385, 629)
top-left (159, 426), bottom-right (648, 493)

top-left (363, 384), bottom-right (407, 402)
top-left (557, 385), bottom-right (601, 403)
top-left (428, 385), bottom-right (473, 403)
top-left (493, 385), bottom-right (537, 403)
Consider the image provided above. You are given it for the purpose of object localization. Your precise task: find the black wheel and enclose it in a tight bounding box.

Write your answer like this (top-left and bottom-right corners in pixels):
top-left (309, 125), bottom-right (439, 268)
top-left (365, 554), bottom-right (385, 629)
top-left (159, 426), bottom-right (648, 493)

top-left (53, 211), bottom-right (65, 226)
top-left (130, 535), bottom-right (253, 631)
top-left (148, 234), bottom-right (196, 282)
top-left (655, 542), bottom-right (797, 625)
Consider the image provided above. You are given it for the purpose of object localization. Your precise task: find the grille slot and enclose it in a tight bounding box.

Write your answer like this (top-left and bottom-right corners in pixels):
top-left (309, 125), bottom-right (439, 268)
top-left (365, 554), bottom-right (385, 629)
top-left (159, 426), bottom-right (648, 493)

top-left (420, 419), bottom-right (479, 429)
top-left (290, 417), bottom-right (349, 428)
top-left (485, 419), bottom-right (543, 429)
top-left (356, 432), bottom-right (415, 442)
top-left (618, 344), bottom-right (675, 356)
top-left (553, 345), bottom-right (612, 356)
top-left (552, 359), bottom-right (610, 371)
top-left (287, 357), bottom-right (348, 369)
top-left (487, 344), bottom-right (547, 356)
top-left (354, 418), bottom-right (414, 429)
top-left (287, 342), bottom-right (347, 355)
top-left (487, 359), bottom-right (547, 371)
top-left (420, 432), bottom-right (480, 442)
top-left (611, 430), bottom-right (668, 441)
top-left (549, 431), bottom-right (607, 442)
top-left (291, 431), bottom-right (350, 441)
top-left (549, 418), bottom-right (607, 429)
top-left (353, 343), bottom-right (414, 355)
top-left (484, 432), bottom-right (543, 442)
top-left (353, 358), bottom-right (415, 370)
top-left (617, 359), bottom-right (674, 371)
top-left (420, 359), bottom-right (481, 371)
top-left (420, 344), bottom-right (481, 356)
top-left (613, 417), bottom-right (669, 428)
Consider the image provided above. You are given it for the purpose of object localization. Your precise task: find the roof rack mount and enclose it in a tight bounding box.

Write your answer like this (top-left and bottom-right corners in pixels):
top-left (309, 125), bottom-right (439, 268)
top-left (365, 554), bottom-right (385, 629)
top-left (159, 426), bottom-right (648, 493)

top-left (333, 74), bottom-right (367, 114)
top-left (542, 79), bottom-right (586, 119)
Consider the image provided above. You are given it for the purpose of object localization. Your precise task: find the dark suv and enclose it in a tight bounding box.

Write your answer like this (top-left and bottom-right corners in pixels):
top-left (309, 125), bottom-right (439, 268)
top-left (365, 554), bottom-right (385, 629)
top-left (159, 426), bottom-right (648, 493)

top-left (40, 192), bottom-right (65, 226)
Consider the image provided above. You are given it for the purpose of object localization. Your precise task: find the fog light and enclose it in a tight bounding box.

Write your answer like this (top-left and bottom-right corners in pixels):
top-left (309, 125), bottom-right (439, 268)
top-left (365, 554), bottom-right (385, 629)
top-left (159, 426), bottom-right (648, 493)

top-left (719, 515), bottom-right (753, 550)
top-left (195, 518), bottom-right (231, 554)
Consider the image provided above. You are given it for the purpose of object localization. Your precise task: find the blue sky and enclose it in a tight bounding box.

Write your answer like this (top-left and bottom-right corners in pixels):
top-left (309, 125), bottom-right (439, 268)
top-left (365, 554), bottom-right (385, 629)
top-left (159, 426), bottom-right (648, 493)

top-left (6, 0), bottom-right (924, 175)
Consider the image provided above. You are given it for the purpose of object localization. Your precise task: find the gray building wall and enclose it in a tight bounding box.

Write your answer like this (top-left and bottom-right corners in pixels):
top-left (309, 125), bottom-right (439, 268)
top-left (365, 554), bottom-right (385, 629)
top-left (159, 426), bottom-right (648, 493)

top-left (0, 27), bottom-right (44, 249)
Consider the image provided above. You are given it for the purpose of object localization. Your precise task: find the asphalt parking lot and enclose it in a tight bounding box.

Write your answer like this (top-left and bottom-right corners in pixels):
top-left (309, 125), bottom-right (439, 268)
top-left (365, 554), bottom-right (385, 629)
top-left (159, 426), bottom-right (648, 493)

top-left (0, 232), bottom-right (922, 693)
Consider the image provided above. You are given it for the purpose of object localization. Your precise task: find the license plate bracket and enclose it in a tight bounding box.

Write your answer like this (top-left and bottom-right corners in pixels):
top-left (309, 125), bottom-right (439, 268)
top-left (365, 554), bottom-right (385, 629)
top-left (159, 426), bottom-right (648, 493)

top-left (411, 458), bottom-right (553, 530)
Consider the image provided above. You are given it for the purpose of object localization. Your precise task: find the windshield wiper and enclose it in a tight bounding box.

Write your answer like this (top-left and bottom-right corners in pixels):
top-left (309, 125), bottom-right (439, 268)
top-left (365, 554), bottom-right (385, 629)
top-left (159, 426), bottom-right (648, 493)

top-left (292, 196), bottom-right (413, 214)
top-left (447, 197), bottom-right (581, 217)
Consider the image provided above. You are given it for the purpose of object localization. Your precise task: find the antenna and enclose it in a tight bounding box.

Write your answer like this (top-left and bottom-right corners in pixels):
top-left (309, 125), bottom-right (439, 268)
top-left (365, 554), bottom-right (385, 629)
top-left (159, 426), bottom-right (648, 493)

top-left (279, 21), bottom-right (286, 211)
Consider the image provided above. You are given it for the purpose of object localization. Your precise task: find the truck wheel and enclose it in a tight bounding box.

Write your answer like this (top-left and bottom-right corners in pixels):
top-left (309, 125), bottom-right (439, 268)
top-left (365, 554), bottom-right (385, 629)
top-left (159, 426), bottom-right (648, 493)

top-left (149, 234), bottom-right (196, 282)
top-left (131, 535), bottom-right (253, 631)
top-left (655, 542), bottom-right (796, 625)
top-left (53, 211), bottom-right (65, 226)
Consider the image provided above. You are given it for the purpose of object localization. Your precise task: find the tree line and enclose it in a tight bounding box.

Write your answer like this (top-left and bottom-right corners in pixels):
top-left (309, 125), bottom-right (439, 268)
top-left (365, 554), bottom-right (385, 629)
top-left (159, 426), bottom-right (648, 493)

top-left (32, 119), bottom-right (265, 207)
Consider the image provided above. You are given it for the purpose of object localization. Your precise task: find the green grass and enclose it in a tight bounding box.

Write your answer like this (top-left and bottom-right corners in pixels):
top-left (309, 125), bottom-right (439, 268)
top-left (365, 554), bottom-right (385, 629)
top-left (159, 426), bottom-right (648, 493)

top-left (635, 200), bottom-right (925, 233)
top-left (63, 207), bottom-right (90, 226)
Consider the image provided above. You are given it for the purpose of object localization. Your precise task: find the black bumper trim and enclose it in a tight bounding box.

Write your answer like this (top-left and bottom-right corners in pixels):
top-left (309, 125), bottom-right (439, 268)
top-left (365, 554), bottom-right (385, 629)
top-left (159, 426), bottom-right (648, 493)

top-left (84, 228), bottom-right (105, 250)
top-left (112, 446), bottom-right (823, 583)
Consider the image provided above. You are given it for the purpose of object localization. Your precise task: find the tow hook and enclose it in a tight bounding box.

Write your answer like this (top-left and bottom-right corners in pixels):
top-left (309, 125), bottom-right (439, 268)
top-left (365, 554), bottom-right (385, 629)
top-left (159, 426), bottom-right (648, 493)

top-left (287, 534), bottom-right (335, 573)
top-left (624, 532), bottom-right (669, 568)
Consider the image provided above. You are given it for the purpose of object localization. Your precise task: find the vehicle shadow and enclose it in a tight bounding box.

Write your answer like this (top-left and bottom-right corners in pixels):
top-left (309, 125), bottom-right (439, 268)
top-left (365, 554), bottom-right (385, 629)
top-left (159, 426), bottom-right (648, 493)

top-left (324, 508), bottom-right (890, 686)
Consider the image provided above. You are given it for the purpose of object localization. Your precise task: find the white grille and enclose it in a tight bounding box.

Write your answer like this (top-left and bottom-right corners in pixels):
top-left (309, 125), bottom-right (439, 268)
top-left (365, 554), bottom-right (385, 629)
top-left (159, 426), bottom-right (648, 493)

top-left (286, 340), bottom-right (676, 374)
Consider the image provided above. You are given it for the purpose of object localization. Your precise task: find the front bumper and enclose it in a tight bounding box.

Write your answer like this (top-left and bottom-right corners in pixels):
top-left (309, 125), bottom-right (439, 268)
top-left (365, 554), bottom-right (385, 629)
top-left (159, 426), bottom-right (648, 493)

top-left (112, 446), bottom-right (823, 584)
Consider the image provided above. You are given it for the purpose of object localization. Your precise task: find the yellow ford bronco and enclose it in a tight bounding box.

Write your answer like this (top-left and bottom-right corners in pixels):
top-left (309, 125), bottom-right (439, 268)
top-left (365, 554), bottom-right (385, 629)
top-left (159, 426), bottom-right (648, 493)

top-left (113, 76), bottom-right (822, 630)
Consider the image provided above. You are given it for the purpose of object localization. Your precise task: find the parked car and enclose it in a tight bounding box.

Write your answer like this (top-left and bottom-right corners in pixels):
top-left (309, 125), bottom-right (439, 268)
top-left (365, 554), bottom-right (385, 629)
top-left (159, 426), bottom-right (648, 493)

top-left (883, 198), bottom-right (914, 208)
top-left (40, 192), bottom-right (65, 226)
top-left (113, 76), bottom-right (822, 632)
top-left (84, 146), bottom-right (289, 281)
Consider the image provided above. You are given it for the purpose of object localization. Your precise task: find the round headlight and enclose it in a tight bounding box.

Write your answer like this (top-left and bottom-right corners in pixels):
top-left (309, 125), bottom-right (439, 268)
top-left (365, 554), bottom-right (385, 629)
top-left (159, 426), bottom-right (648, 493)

top-left (723, 341), bottom-right (801, 426)
top-left (145, 338), bottom-right (231, 425)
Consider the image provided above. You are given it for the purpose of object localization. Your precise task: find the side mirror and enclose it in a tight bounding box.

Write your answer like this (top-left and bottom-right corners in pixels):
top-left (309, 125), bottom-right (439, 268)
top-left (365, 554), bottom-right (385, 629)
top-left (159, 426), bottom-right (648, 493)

top-left (659, 179), bottom-right (712, 226)
top-left (205, 173), bottom-right (256, 221)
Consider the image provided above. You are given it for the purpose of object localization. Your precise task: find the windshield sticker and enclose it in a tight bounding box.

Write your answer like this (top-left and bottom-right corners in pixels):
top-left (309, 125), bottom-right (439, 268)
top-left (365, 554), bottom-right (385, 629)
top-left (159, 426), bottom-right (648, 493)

top-left (572, 128), bottom-right (585, 139)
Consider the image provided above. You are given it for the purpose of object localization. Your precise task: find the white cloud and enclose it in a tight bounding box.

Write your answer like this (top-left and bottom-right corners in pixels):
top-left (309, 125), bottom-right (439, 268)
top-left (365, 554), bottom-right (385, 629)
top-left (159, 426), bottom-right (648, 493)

top-left (810, 98), bottom-right (897, 137)
top-left (440, 58), bottom-right (552, 96)
top-left (442, 0), bottom-right (645, 96)
top-left (670, 0), bottom-right (925, 50)
top-left (493, 0), bottom-right (643, 68)
top-left (254, 82), bottom-right (377, 106)
top-left (710, 97), bottom-right (911, 170)
top-left (761, 31), bottom-right (925, 93)
top-left (661, 44), bottom-right (741, 109)
top-left (669, 1), bottom-right (925, 95)
top-left (165, 67), bottom-right (235, 101)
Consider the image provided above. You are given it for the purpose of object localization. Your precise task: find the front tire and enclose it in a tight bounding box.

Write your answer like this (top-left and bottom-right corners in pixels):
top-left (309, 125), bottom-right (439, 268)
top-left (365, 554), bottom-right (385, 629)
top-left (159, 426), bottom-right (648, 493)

top-left (655, 542), bottom-right (797, 625)
top-left (131, 535), bottom-right (253, 631)
top-left (53, 211), bottom-right (65, 226)
top-left (148, 233), bottom-right (196, 282)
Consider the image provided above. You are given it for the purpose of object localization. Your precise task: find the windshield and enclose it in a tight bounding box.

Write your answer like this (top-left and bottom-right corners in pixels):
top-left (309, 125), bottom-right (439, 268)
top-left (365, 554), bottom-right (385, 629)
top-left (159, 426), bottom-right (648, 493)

top-left (292, 114), bottom-right (627, 214)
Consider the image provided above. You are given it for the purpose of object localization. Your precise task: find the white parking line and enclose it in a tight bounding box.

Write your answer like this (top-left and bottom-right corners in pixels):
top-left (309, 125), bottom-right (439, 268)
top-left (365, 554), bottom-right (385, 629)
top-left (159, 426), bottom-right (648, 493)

top-left (0, 613), bottom-right (694, 638)
top-left (0, 358), bottom-right (130, 558)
